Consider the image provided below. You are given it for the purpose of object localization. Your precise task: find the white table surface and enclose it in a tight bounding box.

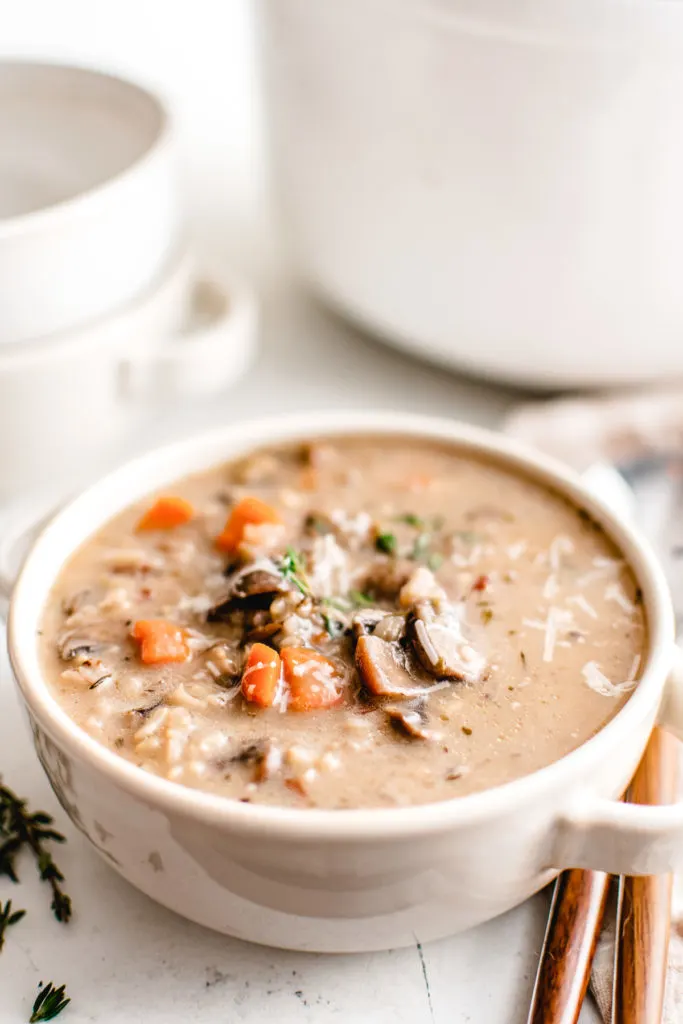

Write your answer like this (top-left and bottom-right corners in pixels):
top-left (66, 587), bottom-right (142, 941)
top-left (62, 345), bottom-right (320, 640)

top-left (0, 284), bottom-right (600, 1024)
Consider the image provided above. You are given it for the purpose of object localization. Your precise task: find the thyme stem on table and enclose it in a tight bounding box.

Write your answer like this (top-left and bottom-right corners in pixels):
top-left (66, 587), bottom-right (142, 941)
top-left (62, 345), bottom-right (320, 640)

top-left (29, 982), bottom-right (70, 1022)
top-left (0, 782), bottom-right (72, 923)
top-left (0, 898), bottom-right (25, 950)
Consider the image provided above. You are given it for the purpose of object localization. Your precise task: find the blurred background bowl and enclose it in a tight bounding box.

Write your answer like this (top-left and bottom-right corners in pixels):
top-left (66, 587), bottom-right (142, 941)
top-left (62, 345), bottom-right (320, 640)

top-left (260, 0), bottom-right (683, 389)
top-left (0, 61), bottom-right (180, 345)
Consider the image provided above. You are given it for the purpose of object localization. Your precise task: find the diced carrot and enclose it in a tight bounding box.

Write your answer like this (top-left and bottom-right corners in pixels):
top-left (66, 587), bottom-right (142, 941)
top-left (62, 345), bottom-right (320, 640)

top-left (136, 496), bottom-right (194, 531)
top-left (241, 643), bottom-right (282, 708)
top-left (216, 496), bottom-right (283, 553)
top-left (280, 647), bottom-right (343, 712)
top-left (472, 574), bottom-right (489, 592)
top-left (131, 619), bottom-right (190, 664)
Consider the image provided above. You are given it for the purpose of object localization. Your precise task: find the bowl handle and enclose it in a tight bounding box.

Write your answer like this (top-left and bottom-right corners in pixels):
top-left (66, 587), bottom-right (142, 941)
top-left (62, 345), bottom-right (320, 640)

top-left (121, 270), bottom-right (257, 400)
top-left (555, 643), bottom-right (683, 875)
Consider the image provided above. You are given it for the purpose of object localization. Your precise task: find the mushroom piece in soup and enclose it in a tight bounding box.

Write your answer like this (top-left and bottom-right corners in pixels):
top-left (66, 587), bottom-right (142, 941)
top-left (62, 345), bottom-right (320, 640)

top-left (40, 437), bottom-right (646, 809)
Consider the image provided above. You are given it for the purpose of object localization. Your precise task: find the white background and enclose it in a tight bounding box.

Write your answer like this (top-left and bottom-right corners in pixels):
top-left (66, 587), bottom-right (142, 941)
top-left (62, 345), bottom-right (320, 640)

top-left (0, 4), bottom-right (599, 1022)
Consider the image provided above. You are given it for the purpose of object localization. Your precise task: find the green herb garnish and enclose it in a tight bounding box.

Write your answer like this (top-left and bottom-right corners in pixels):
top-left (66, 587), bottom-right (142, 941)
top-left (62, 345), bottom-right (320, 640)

top-left (349, 590), bottom-right (373, 607)
top-left (0, 782), bottom-right (71, 923)
top-left (321, 611), bottom-right (343, 639)
top-left (279, 547), bottom-right (311, 596)
top-left (30, 982), bottom-right (70, 1023)
top-left (375, 532), bottom-right (397, 555)
top-left (0, 899), bottom-right (25, 951)
top-left (427, 552), bottom-right (444, 572)
top-left (396, 513), bottom-right (424, 528)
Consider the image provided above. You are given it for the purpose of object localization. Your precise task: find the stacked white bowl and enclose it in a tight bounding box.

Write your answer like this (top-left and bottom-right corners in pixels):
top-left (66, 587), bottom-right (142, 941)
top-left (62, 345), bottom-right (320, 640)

top-left (0, 61), bottom-right (256, 495)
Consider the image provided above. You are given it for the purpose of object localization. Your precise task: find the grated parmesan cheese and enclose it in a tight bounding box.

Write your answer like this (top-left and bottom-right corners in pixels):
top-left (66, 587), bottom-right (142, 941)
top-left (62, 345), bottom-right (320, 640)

top-left (549, 535), bottom-right (575, 573)
top-left (582, 661), bottom-right (637, 697)
top-left (309, 534), bottom-right (350, 597)
top-left (523, 607), bottom-right (575, 662)
top-left (567, 594), bottom-right (598, 620)
top-left (604, 582), bottom-right (635, 613)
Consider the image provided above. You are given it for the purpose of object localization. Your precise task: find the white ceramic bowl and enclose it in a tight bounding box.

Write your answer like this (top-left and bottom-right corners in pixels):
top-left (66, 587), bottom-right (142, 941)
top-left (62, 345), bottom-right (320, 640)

top-left (0, 61), bottom-right (180, 345)
top-left (259, 0), bottom-right (683, 388)
top-left (0, 247), bottom-right (257, 497)
top-left (5, 412), bottom-right (683, 952)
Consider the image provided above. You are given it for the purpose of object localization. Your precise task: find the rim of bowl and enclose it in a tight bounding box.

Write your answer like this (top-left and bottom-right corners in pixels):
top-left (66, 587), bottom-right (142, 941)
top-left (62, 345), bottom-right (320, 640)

top-left (0, 60), bottom-right (172, 239)
top-left (7, 411), bottom-right (675, 841)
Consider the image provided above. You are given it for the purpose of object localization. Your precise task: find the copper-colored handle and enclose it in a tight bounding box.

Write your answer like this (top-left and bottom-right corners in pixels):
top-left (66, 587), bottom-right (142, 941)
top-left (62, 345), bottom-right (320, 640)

top-left (613, 728), bottom-right (678, 1024)
top-left (527, 869), bottom-right (610, 1024)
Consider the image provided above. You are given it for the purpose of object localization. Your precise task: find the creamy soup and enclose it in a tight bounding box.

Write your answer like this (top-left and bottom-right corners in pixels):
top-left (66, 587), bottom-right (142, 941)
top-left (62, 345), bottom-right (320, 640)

top-left (40, 438), bottom-right (646, 809)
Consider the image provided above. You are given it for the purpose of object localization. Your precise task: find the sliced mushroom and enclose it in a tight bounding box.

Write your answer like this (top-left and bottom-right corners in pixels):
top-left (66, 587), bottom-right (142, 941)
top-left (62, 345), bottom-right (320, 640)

top-left (244, 620), bottom-right (282, 645)
top-left (407, 601), bottom-right (486, 682)
top-left (351, 609), bottom-right (387, 641)
top-left (385, 702), bottom-right (434, 741)
top-left (355, 634), bottom-right (427, 699)
top-left (207, 567), bottom-right (288, 620)
top-left (372, 614), bottom-right (406, 643)
top-left (231, 568), bottom-right (288, 606)
top-left (58, 635), bottom-right (102, 663)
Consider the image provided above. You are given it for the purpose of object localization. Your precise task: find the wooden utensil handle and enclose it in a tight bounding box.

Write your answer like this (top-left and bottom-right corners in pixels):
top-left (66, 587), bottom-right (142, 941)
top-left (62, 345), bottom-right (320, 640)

top-left (613, 728), bottom-right (678, 1024)
top-left (528, 869), bottom-right (610, 1024)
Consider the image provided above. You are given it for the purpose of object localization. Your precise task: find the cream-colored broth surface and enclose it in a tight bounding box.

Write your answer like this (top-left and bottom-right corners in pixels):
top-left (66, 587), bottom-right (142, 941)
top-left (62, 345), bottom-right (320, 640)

top-left (40, 438), bottom-right (646, 809)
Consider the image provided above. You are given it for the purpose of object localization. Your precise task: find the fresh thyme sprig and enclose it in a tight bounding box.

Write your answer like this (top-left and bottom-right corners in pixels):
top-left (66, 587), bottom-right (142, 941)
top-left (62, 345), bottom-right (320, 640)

top-left (0, 898), bottom-right (25, 951)
top-left (279, 547), bottom-right (311, 596)
top-left (0, 782), bottom-right (72, 923)
top-left (30, 982), bottom-right (70, 1022)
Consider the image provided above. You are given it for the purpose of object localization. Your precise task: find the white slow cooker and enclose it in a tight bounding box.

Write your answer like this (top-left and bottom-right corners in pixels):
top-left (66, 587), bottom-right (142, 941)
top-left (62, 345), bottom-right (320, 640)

top-left (258, 0), bottom-right (683, 389)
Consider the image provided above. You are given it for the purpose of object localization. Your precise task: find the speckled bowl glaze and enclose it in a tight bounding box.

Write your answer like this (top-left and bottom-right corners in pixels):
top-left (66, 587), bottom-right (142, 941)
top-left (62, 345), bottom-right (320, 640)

top-left (5, 412), bottom-right (683, 952)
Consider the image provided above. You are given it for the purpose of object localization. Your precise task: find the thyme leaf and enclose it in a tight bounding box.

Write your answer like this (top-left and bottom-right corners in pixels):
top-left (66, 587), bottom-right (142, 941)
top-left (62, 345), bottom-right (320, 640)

top-left (0, 782), bottom-right (72, 923)
top-left (30, 982), bottom-right (70, 1022)
top-left (0, 899), bottom-right (25, 951)
top-left (279, 548), bottom-right (311, 596)
top-left (348, 590), bottom-right (373, 608)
